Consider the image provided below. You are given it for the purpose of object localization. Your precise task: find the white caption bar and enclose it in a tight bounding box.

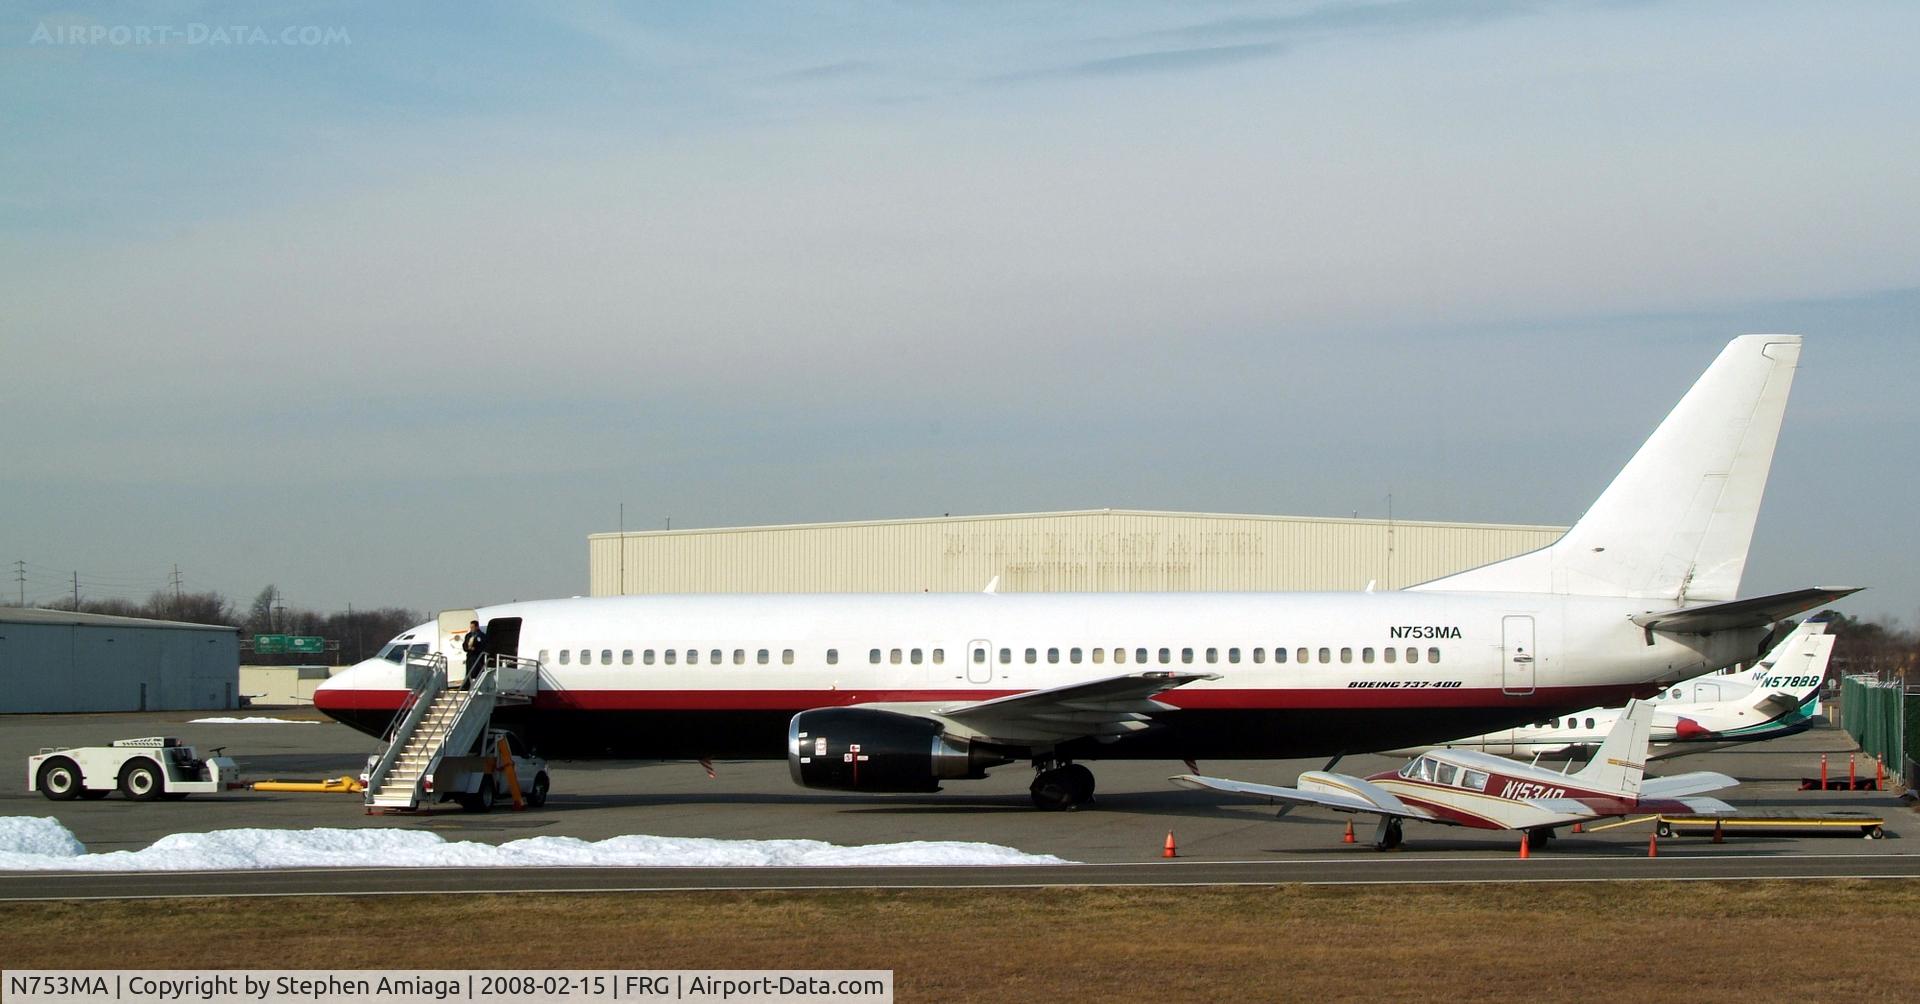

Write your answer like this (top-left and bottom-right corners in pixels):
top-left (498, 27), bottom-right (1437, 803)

top-left (2, 971), bottom-right (892, 1004)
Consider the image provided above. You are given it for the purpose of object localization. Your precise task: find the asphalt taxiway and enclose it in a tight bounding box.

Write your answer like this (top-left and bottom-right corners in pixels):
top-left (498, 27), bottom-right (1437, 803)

top-left (3, 710), bottom-right (1913, 899)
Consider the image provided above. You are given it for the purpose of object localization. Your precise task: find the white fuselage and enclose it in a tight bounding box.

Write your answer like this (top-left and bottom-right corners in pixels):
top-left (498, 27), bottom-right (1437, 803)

top-left (315, 590), bottom-right (1760, 761)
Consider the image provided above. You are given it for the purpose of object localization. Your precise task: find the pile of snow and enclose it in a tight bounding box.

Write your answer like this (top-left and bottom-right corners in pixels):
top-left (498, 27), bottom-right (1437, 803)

top-left (0, 817), bottom-right (1071, 871)
top-left (188, 717), bottom-right (318, 724)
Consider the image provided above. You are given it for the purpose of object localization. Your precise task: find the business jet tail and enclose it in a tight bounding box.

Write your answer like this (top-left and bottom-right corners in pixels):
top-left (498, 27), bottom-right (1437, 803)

top-left (1410, 335), bottom-right (1801, 601)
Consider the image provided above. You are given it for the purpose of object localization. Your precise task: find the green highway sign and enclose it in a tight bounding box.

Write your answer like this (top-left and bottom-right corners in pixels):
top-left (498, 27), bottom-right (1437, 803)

top-left (253, 634), bottom-right (288, 654)
top-left (289, 636), bottom-right (325, 654)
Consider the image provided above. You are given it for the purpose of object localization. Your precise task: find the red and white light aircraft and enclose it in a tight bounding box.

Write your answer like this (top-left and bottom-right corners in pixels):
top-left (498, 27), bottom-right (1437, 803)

top-left (315, 335), bottom-right (1854, 809)
top-left (1173, 698), bottom-right (1736, 850)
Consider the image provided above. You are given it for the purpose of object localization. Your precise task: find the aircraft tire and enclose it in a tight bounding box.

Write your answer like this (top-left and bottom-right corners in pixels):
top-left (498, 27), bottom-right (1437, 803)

top-left (1061, 764), bottom-right (1096, 804)
top-left (1526, 827), bottom-right (1553, 851)
top-left (37, 758), bottom-right (82, 801)
top-left (1029, 769), bottom-right (1078, 811)
top-left (1375, 818), bottom-right (1403, 851)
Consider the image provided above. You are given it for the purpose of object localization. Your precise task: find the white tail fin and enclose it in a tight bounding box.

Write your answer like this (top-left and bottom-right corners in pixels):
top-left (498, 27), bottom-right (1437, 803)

top-left (1410, 335), bottom-right (1800, 600)
top-left (1574, 699), bottom-right (1653, 796)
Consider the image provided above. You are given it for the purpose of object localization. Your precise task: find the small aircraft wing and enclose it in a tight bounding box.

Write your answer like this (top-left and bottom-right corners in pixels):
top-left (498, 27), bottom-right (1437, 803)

top-left (1170, 773), bottom-right (1440, 821)
top-left (1639, 771), bottom-right (1739, 798)
top-left (927, 671), bottom-right (1220, 744)
top-left (1631, 587), bottom-right (1860, 634)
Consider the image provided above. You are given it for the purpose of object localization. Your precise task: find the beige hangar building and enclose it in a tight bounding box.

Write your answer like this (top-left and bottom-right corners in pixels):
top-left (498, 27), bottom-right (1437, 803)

top-left (588, 510), bottom-right (1566, 596)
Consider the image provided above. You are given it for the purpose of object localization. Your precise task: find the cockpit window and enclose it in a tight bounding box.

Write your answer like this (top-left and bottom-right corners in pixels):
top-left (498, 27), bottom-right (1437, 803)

top-left (378, 644), bottom-right (404, 663)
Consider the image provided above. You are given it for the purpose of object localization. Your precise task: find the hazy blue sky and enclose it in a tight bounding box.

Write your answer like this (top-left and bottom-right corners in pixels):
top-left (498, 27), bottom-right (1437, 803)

top-left (5, 1), bottom-right (1916, 622)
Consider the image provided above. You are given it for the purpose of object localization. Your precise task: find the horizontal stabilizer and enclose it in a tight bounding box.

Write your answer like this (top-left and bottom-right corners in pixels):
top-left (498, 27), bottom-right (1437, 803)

top-left (1640, 771), bottom-right (1739, 798)
top-left (1675, 795), bottom-right (1738, 815)
top-left (1632, 587), bottom-right (1861, 634)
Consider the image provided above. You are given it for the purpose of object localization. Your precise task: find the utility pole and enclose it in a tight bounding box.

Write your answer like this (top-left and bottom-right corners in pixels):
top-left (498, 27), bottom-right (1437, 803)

top-left (171, 564), bottom-right (183, 605)
top-left (13, 560), bottom-right (23, 606)
top-left (272, 591), bottom-right (287, 634)
top-left (72, 571), bottom-right (80, 609)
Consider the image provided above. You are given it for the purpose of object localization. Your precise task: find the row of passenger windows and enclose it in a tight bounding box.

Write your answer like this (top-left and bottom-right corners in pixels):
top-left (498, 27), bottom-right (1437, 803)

top-left (536, 645), bottom-right (1443, 667)
top-left (543, 648), bottom-right (798, 667)
top-left (986, 646), bottom-right (1441, 666)
top-left (1400, 756), bottom-right (1490, 791)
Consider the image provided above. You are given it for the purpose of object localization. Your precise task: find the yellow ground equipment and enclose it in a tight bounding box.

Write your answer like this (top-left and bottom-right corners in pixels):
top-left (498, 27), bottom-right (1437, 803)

top-left (251, 776), bottom-right (366, 794)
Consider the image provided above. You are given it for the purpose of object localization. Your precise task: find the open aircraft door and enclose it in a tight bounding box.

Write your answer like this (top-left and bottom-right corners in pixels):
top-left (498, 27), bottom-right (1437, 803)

top-left (438, 608), bottom-right (479, 688)
top-left (1502, 615), bottom-right (1536, 696)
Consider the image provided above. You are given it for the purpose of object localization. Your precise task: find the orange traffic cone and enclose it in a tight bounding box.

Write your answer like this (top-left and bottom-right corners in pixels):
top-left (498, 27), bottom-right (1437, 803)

top-left (1571, 821), bottom-right (1583, 834)
top-left (1712, 818), bottom-right (1724, 844)
top-left (1518, 834), bottom-right (1530, 859)
top-left (1163, 831), bottom-right (1177, 858)
top-left (1343, 821), bottom-right (1355, 844)
top-left (1648, 831), bottom-right (1659, 858)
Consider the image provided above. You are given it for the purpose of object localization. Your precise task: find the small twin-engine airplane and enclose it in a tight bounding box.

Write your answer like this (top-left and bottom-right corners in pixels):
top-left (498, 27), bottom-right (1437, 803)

top-left (1389, 617), bottom-right (1837, 759)
top-left (1172, 698), bottom-right (1736, 851)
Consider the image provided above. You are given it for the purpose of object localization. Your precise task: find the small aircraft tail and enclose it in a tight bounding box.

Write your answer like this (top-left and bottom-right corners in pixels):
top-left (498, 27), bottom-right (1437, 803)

top-left (1410, 335), bottom-right (1801, 601)
top-left (1573, 699), bottom-right (1654, 797)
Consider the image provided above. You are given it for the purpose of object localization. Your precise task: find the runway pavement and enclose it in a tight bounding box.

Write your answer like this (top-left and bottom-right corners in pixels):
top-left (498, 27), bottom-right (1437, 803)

top-left (4, 709), bottom-right (1914, 900)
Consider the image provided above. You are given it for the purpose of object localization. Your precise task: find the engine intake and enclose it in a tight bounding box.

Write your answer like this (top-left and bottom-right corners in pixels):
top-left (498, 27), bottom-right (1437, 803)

top-left (788, 708), bottom-right (1006, 792)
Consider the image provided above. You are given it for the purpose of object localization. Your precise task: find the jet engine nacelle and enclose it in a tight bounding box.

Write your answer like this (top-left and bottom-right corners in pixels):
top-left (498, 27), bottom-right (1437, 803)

top-left (787, 707), bottom-right (1005, 793)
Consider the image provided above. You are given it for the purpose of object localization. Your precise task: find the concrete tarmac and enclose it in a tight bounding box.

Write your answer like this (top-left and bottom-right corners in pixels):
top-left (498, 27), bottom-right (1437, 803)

top-left (4, 709), bottom-right (1914, 900)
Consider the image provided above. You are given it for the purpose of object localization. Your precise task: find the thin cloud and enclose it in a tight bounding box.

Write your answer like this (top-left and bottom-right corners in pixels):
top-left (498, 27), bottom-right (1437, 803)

top-left (1064, 41), bottom-right (1288, 78)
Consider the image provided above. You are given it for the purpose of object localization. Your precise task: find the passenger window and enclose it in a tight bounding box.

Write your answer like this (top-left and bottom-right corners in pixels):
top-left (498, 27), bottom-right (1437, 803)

top-left (1112, 647), bottom-right (1125, 664)
top-left (869, 649), bottom-right (881, 664)
top-left (1137, 648), bottom-right (1149, 664)
top-left (1181, 648), bottom-right (1194, 664)
top-left (1000, 648), bottom-right (1011, 664)
top-left (537, 649), bottom-right (549, 665)
top-left (1383, 647), bottom-right (1396, 664)
top-left (644, 650), bottom-right (655, 665)
top-left (579, 649), bottom-right (591, 665)
top-left (1461, 769), bottom-right (1489, 790)
top-left (757, 649), bottom-right (769, 665)
top-left (1047, 648), bottom-right (1059, 664)
top-left (1340, 647), bottom-right (1353, 664)
top-left (1361, 647), bottom-right (1374, 664)
top-left (1274, 647), bottom-right (1286, 664)
top-left (889, 648), bottom-right (902, 665)
top-left (1092, 648), bottom-right (1105, 664)
top-left (601, 649), bottom-right (613, 665)
top-left (559, 650), bottom-right (570, 665)
top-left (664, 650), bottom-right (677, 665)
top-left (1586, 718), bottom-right (1595, 730)
top-left (687, 649), bottom-right (699, 665)
top-left (1318, 648), bottom-right (1331, 664)
top-left (1252, 648), bottom-right (1265, 664)
top-left (1070, 647), bottom-right (1082, 664)
top-left (1428, 647), bottom-right (1441, 663)
top-left (1435, 763), bottom-right (1458, 785)
top-left (710, 649), bottom-right (722, 665)
top-left (827, 649), bottom-right (839, 665)
top-left (1158, 648), bottom-right (1171, 664)
top-left (1227, 647), bottom-right (1240, 664)
top-left (973, 648), bottom-right (987, 664)
top-left (733, 649), bottom-right (745, 665)
top-left (783, 649), bottom-right (794, 665)
top-left (1406, 647), bottom-right (1419, 664)
top-left (1025, 648), bottom-right (1038, 664)
top-left (1205, 648), bottom-right (1218, 664)
top-left (622, 650), bottom-right (634, 666)
top-left (910, 648), bottom-right (922, 665)
top-left (931, 648), bottom-right (943, 664)
top-left (1298, 648), bottom-right (1310, 664)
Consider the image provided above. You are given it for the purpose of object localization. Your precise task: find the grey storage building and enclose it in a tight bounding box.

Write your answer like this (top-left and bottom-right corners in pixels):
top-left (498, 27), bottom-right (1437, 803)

top-left (0, 608), bottom-right (239, 714)
top-left (589, 509), bottom-right (1566, 596)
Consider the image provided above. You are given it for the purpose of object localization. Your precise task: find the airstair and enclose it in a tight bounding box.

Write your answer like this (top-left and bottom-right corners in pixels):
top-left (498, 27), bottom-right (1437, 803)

top-left (363, 653), bottom-right (539, 811)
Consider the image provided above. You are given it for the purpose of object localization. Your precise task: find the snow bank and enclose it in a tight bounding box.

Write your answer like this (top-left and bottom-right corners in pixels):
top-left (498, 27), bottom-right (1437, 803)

top-left (0, 817), bottom-right (1071, 871)
top-left (188, 717), bottom-right (319, 724)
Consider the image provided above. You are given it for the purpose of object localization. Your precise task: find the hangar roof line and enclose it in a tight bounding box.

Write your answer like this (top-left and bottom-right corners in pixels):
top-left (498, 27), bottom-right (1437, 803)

top-left (588, 508), bottom-right (1569, 539)
top-left (0, 607), bottom-right (239, 632)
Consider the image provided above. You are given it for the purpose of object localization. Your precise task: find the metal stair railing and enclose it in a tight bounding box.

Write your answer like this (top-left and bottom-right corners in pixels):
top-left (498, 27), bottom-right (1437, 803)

top-left (364, 655), bottom-right (446, 804)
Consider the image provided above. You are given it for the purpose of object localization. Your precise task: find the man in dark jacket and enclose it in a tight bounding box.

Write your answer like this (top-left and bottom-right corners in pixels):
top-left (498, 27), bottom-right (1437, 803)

top-left (462, 619), bottom-right (486, 679)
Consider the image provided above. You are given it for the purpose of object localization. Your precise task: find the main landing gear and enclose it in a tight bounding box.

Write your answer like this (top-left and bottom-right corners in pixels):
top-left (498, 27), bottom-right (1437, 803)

top-left (1030, 760), bottom-right (1096, 811)
top-left (1372, 817), bottom-right (1403, 851)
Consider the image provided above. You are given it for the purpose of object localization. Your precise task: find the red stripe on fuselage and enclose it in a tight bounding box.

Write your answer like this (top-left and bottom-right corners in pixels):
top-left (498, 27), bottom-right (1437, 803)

top-left (314, 684), bottom-right (1641, 714)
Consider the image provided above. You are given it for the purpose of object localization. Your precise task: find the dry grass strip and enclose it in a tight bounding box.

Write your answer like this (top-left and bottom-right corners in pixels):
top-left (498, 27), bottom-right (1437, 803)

top-left (3, 882), bottom-right (1916, 1001)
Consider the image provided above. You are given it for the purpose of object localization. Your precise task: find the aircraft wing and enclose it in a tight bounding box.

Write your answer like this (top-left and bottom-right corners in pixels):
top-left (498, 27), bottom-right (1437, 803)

top-left (1640, 771), bottom-right (1739, 798)
top-left (1631, 587), bottom-right (1861, 634)
top-left (1170, 774), bottom-right (1440, 821)
top-left (927, 671), bottom-right (1220, 744)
